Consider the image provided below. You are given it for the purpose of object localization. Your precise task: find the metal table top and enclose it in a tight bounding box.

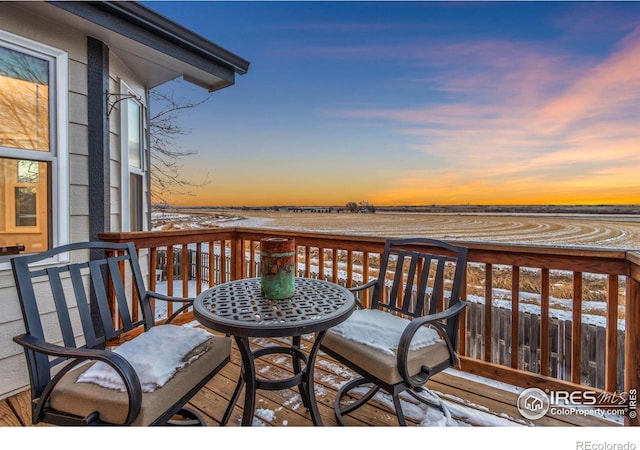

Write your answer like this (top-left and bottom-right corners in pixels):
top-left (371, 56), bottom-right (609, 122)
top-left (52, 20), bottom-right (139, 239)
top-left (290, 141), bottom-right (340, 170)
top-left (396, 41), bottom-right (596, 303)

top-left (194, 277), bottom-right (355, 338)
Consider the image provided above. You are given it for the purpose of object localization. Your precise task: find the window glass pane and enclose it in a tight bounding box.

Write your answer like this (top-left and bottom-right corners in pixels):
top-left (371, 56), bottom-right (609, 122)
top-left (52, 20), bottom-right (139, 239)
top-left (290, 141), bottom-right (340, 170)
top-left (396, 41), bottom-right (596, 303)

top-left (130, 173), bottom-right (143, 231)
top-left (0, 157), bottom-right (50, 253)
top-left (17, 159), bottom-right (39, 182)
top-left (15, 187), bottom-right (36, 226)
top-left (0, 45), bottom-right (50, 152)
top-left (127, 98), bottom-right (141, 169)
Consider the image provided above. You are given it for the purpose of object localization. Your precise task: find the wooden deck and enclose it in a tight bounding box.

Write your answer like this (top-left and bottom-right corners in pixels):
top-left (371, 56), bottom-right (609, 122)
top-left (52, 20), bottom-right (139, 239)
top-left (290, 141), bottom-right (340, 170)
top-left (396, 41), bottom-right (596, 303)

top-left (0, 333), bottom-right (621, 427)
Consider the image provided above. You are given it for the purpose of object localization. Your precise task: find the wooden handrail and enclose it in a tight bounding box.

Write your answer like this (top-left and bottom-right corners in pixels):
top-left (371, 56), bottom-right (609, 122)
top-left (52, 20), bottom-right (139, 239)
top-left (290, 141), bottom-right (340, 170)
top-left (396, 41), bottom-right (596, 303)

top-left (100, 227), bottom-right (640, 425)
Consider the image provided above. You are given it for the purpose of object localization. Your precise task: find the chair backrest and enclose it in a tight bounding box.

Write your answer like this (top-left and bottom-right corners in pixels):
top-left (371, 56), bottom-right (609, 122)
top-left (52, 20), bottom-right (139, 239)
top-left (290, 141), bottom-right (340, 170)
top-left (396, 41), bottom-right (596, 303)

top-left (369, 238), bottom-right (467, 347)
top-left (11, 241), bottom-right (153, 398)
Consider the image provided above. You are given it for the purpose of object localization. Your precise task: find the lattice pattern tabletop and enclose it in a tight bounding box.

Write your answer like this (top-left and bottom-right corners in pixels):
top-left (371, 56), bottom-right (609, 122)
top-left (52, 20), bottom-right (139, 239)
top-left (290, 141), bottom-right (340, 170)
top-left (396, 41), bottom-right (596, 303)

top-left (194, 277), bottom-right (355, 337)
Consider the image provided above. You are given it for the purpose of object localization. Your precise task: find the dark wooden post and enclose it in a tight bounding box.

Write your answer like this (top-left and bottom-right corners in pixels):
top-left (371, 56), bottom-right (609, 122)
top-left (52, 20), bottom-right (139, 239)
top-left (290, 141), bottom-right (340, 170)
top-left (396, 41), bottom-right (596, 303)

top-left (87, 37), bottom-right (110, 241)
top-left (87, 36), bottom-right (110, 343)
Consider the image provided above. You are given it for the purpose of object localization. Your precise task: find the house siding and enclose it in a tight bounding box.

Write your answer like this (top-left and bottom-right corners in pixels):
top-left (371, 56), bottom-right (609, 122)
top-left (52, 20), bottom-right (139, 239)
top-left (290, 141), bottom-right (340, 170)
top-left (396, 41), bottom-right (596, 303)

top-left (0, 2), bottom-right (88, 400)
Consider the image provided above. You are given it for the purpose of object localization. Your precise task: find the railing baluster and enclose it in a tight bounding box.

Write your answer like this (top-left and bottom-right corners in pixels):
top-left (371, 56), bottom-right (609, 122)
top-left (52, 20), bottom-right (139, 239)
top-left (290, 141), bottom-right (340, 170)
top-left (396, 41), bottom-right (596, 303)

top-left (484, 263), bottom-right (493, 362)
top-left (249, 241), bottom-right (256, 278)
top-left (305, 246), bottom-right (311, 278)
top-left (208, 241), bottom-right (215, 287)
top-left (362, 251), bottom-right (370, 307)
top-left (220, 240), bottom-right (227, 284)
top-left (332, 248), bottom-right (338, 283)
top-left (181, 243), bottom-right (189, 299)
top-left (540, 268), bottom-right (550, 376)
top-left (232, 238), bottom-right (242, 280)
top-left (196, 243), bottom-right (202, 295)
top-left (149, 246), bottom-right (158, 315)
top-left (318, 248), bottom-right (325, 281)
top-left (166, 246), bottom-right (174, 318)
top-left (572, 271), bottom-right (583, 385)
top-left (149, 246), bottom-right (158, 292)
top-left (605, 274), bottom-right (619, 392)
top-left (510, 266), bottom-right (520, 369)
top-left (347, 250), bottom-right (353, 288)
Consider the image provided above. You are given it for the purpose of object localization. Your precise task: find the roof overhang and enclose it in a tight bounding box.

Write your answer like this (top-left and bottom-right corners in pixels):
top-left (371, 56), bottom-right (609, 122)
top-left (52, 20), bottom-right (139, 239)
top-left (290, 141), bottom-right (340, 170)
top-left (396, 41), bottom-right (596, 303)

top-left (23, 1), bottom-right (250, 91)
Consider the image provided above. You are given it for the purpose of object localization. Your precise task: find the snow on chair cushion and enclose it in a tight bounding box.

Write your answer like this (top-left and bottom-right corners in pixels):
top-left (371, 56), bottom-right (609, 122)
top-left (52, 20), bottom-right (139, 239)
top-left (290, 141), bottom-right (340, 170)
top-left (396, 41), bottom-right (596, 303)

top-left (76, 324), bottom-right (213, 392)
top-left (327, 308), bottom-right (441, 355)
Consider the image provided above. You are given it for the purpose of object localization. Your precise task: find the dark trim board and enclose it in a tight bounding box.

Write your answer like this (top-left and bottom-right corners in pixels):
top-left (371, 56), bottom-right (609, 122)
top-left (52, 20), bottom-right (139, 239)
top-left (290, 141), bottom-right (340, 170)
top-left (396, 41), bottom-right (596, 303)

top-left (87, 36), bottom-right (110, 241)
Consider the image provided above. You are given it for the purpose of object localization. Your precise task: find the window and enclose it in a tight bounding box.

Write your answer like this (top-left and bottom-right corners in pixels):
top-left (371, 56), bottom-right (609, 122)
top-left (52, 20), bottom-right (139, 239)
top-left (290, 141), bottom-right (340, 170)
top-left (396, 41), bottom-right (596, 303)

top-left (14, 160), bottom-right (43, 227)
top-left (121, 85), bottom-right (146, 232)
top-left (0, 30), bottom-right (67, 263)
top-left (127, 98), bottom-right (142, 170)
top-left (0, 45), bottom-right (50, 151)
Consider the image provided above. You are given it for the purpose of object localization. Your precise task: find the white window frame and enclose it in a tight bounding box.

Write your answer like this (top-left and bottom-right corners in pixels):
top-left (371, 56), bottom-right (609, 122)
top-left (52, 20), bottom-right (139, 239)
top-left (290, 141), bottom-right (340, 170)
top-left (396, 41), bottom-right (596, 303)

top-left (0, 30), bottom-right (68, 269)
top-left (119, 81), bottom-right (146, 232)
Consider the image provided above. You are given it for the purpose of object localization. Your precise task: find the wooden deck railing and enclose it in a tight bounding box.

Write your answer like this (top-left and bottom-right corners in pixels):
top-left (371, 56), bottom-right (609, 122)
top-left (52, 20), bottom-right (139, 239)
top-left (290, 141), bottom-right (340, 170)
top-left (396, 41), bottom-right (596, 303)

top-left (100, 227), bottom-right (640, 425)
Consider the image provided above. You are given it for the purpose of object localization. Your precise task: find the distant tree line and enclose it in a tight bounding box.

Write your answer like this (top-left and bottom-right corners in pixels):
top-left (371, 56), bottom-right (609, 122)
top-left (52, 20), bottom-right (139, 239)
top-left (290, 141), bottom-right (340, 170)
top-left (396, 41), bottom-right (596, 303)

top-left (345, 201), bottom-right (376, 213)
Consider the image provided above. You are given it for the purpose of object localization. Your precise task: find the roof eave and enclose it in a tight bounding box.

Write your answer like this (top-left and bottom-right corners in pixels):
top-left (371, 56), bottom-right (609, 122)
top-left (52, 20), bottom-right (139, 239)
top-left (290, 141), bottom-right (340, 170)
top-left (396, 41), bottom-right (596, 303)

top-left (47, 1), bottom-right (249, 90)
top-left (90, 1), bottom-right (250, 75)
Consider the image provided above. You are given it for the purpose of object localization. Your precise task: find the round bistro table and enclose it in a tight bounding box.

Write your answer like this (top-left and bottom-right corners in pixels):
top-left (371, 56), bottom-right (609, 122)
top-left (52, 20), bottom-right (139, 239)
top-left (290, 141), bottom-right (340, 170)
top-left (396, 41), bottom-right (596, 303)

top-left (193, 277), bottom-right (355, 426)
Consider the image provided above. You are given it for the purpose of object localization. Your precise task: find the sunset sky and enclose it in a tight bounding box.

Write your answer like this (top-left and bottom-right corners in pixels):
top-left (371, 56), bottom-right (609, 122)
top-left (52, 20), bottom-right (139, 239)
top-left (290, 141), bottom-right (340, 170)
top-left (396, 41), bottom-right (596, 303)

top-left (145, 1), bottom-right (640, 207)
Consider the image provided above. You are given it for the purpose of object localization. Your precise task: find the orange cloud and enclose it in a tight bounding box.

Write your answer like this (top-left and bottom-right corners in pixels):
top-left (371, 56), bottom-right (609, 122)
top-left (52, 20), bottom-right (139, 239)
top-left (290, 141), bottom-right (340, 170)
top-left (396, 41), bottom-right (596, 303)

top-left (326, 26), bottom-right (640, 205)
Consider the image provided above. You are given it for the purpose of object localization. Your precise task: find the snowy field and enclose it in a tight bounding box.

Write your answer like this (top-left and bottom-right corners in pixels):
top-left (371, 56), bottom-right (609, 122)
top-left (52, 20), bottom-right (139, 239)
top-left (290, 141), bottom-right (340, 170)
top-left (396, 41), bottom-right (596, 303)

top-left (153, 209), bottom-right (640, 249)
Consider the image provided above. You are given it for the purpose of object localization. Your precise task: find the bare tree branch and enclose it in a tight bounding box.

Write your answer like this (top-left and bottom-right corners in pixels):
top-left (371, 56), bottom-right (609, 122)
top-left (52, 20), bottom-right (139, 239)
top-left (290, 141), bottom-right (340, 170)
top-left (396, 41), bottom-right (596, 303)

top-left (148, 82), bottom-right (213, 204)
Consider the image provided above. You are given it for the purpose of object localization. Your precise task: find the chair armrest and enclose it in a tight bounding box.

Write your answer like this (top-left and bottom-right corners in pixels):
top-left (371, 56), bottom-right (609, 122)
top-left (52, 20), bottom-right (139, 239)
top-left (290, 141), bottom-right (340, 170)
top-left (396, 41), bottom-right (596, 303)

top-left (396, 300), bottom-right (467, 387)
top-left (13, 333), bottom-right (143, 425)
top-left (147, 290), bottom-right (194, 303)
top-left (408, 300), bottom-right (467, 329)
top-left (348, 279), bottom-right (378, 309)
top-left (147, 290), bottom-right (195, 324)
top-left (348, 278), bottom-right (377, 293)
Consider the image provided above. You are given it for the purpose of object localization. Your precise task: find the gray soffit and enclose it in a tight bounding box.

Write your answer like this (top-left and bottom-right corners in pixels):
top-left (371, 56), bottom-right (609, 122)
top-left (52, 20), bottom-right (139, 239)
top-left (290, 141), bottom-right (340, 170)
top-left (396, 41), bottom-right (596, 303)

top-left (42, 1), bottom-right (250, 91)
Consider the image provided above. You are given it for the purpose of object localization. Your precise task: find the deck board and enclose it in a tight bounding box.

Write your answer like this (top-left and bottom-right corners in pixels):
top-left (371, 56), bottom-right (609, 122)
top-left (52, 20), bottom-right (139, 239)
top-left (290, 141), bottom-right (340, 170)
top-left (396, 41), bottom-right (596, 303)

top-left (0, 334), bottom-right (622, 427)
top-left (0, 397), bottom-right (22, 427)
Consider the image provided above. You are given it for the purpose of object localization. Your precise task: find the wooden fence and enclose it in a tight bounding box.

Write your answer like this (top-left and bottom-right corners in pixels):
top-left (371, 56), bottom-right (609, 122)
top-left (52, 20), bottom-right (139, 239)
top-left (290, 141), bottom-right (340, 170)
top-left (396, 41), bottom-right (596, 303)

top-left (465, 302), bottom-right (625, 391)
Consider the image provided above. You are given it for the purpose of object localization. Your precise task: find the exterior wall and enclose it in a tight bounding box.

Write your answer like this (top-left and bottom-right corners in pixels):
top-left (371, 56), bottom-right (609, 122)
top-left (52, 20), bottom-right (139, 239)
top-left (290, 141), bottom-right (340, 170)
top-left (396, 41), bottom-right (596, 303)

top-left (0, 2), bottom-right (89, 400)
top-left (0, 3), bottom-right (149, 399)
top-left (107, 54), bottom-right (148, 233)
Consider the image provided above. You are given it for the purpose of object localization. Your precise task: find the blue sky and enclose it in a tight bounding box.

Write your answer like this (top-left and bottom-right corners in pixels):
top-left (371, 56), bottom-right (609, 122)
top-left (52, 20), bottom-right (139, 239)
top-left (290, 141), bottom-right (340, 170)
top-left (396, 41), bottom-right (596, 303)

top-left (144, 1), bottom-right (640, 207)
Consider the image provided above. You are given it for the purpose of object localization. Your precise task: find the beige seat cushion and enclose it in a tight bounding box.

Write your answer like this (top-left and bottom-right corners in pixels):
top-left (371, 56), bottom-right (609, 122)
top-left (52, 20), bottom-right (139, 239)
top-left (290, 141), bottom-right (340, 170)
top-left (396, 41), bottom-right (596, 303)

top-left (322, 330), bottom-right (451, 386)
top-left (50, 335), bottom-right (231, 425)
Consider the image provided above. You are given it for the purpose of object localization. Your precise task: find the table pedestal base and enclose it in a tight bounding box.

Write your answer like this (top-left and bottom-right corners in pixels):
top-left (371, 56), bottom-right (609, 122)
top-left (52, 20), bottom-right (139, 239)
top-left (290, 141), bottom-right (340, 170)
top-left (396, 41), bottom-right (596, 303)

top-left (221, 332), bottom-right (326, 426)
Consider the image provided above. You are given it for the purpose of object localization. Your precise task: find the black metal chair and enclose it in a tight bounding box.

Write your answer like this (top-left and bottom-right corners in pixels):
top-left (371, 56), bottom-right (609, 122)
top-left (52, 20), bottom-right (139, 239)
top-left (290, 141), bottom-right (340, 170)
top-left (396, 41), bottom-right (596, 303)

top-left (321, 238), bottom-right (468, 425)
top-left (10, 241), bottom-right (231, 426)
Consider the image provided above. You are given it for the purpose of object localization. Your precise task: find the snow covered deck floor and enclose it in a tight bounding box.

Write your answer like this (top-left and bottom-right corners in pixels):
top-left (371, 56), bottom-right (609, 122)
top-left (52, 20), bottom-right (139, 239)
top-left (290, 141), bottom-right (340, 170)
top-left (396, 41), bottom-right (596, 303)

top-left (0, 331), bottom-right (619, 427)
